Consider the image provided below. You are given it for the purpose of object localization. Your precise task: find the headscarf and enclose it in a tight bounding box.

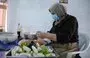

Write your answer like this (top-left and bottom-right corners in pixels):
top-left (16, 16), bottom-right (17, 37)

top-left (49, 3), bottom-right (66, 18)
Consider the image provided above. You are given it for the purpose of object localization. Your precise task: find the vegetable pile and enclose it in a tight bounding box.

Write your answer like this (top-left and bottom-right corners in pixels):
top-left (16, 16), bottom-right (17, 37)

top-left (11, 41), bottom-right (55, 57)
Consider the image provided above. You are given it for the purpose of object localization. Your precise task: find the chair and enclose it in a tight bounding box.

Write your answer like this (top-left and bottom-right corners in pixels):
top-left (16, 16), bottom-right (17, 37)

top-left (67, 33), bottom-right (90, 58)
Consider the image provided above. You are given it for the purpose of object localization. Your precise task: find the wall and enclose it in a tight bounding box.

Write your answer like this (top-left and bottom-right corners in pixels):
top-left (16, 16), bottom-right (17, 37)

top-left (87, 0), bottom-right (90, 34)
top-left (7, 0), bottom-right (89, 34)
top-left (7, 0), bottom-right (58, 34)
top-left (67, 0), bottom-right (89, 34)
top-left (7, 0), bottom-right (19, 33)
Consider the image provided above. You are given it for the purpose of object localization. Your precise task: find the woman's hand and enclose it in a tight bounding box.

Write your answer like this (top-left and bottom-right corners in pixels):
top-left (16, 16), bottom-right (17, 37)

top-left (34, 38), bottom-right (45, 45)
top-left (36, 31), bottom-right (57, 41)
top-left (36, 31), bottom-right (45, 39)
top-left (18, 39), bottom-right (45, 46)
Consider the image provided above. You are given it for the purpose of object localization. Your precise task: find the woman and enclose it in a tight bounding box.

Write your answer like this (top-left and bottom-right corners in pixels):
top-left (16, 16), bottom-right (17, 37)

top-left (36, 3), bottom-right (79, 58)
top-left (19, 3), bottom-right (79, 58)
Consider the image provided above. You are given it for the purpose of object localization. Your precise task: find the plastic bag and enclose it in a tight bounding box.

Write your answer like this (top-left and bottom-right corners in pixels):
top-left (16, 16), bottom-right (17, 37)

top-left (0, 39), bottom-right (19, 51)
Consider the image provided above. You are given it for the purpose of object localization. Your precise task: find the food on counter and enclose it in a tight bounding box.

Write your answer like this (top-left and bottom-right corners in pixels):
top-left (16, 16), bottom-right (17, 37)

top-left (36, 53), bottom-right (45, 57)
top-left (32, 46), bottom-right (38, 53)
top-left (11, 41), bottom-right (56, 57)
top-left (23, 46), bottom-right (31, 52)
top-left (19, 53), bottom-right (32, 57)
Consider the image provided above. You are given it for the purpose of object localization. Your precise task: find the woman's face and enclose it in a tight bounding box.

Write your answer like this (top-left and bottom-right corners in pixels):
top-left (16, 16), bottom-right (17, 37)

top-left (49, 3), bottom-right (66, 18)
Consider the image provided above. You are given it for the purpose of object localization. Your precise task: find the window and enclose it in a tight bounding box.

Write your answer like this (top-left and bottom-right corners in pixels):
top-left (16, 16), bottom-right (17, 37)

top-left (0, 0), bottom-right (7, 32)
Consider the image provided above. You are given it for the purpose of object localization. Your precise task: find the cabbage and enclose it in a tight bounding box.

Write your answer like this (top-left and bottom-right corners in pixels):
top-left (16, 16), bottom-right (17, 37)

top-left (12, 42), bottom-right (56, 57)
top-left (39, 45), bottom-right (49, 55)
top-left (51, 53), bottom-right (56, 56)
top-left (23, 46), bottom-right (31, 52)
top-left (32, 46), bottom-right (38, 53)
top-left (46, 53), bottom-right (52, 57)
top-left (46, 53), bottom-right (55, 57)
top-left (20, 42), bottom-right (29, 47)
top-left (48, 48), bottom-right (53, 52)
top-left (19, 53), bottom-right (31, 57)
top-left (36, 53), bottom-right (45, 57)
top-left (15, 53), bottom-right (20, 56)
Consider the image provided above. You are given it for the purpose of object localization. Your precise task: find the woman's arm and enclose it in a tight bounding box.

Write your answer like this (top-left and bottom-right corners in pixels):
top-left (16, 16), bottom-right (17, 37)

top-left (36, 32), bottom-right (57, 41)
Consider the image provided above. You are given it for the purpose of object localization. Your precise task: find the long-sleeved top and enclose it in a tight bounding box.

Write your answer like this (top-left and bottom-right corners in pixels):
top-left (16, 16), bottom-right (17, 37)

top-left (49, 14), bottom-right (79, 44)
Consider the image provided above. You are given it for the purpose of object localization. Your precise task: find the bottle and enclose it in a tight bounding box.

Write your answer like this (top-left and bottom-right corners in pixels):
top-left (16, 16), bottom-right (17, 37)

top-left (17, 23), bottom-right (22, 41)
